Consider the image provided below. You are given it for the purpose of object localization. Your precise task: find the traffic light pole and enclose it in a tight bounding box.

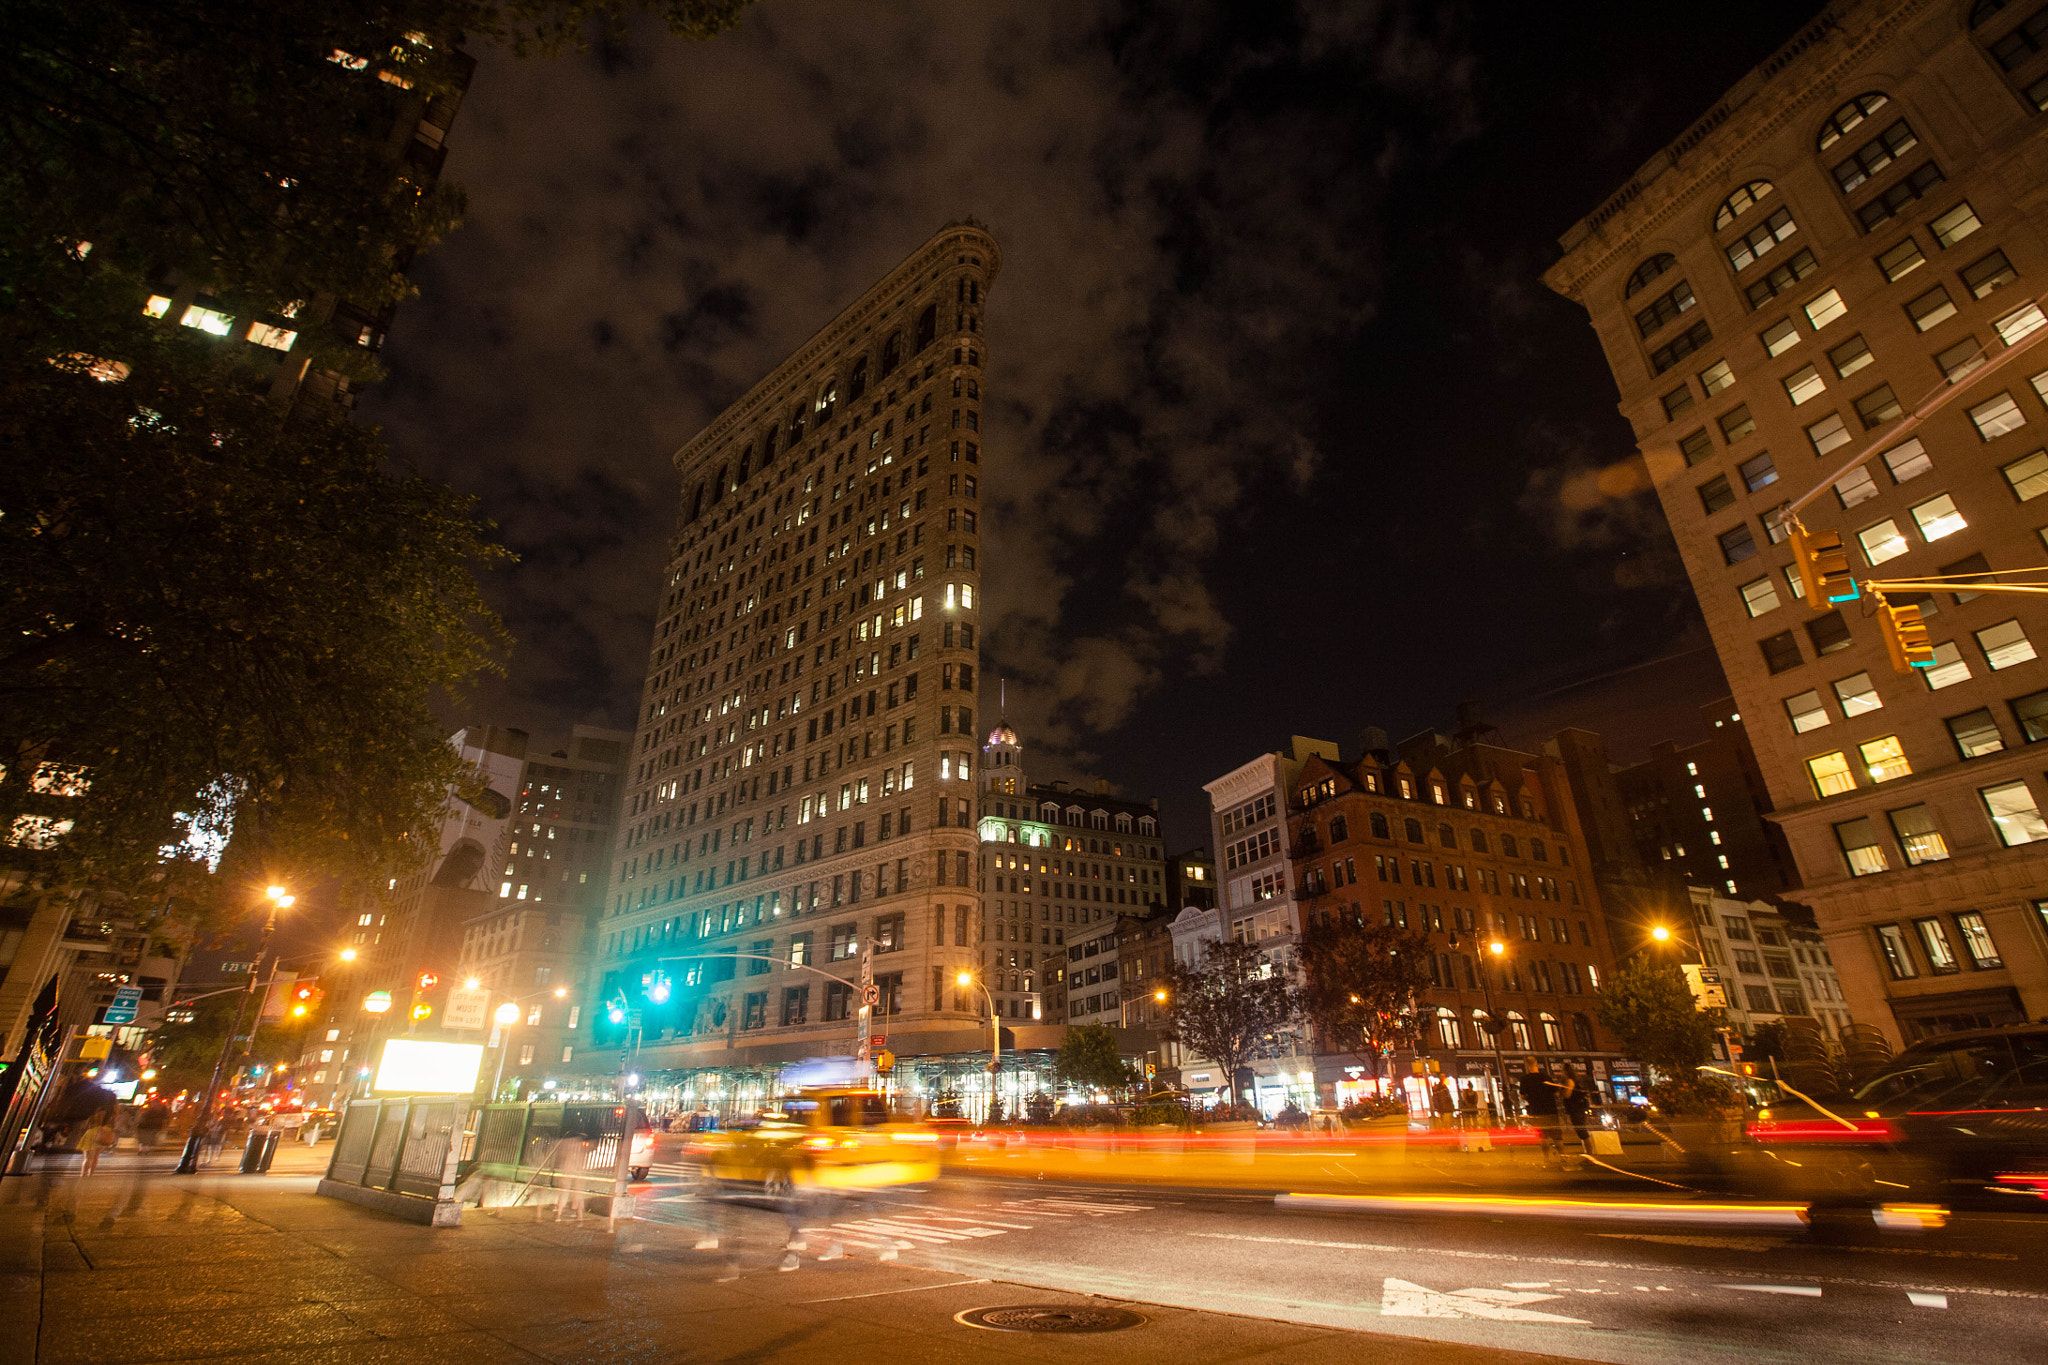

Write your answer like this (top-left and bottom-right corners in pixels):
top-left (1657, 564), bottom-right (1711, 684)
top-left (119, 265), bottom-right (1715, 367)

top-left (175, 904), bottom-right (282, 1175)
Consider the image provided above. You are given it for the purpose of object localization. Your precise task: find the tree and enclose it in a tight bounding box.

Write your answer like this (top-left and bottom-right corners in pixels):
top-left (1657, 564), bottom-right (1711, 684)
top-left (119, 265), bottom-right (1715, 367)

top-left (0, 1), bottom-right (750, 902)
top-left (1160, 938), bottom-right (1296, 1109)
top-left (1297, 913), bottom-right (1433, 1092)
top-left (1596, 954), bottom-right (1719, 1081)
top-left (1057, 1023), bottom-right (1135, 1096)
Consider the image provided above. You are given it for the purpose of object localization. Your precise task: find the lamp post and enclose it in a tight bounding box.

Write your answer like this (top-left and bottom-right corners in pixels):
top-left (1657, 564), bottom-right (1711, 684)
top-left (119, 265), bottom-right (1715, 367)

top-left (485, 986), bottom-right (568, 1101)
top-left (176, 885), bottom-right (292, 1174)
top-left (1476, 939), bottom-right (1518, 1123)
top-left (955, 971), bottom-right (1000, 1074)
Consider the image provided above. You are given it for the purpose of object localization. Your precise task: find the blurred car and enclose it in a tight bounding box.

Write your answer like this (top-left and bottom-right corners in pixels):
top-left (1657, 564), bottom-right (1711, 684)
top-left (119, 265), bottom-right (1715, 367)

top-left (690, 1087), bottom-right (939, 1195)
top-left (1740, 1024), bottom-right (2048, 1209)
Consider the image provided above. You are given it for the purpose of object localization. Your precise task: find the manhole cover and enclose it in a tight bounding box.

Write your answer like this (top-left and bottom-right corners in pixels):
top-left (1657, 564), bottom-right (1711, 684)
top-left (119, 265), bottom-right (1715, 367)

top-left (956, 1304), bottom-right (1146, 1333)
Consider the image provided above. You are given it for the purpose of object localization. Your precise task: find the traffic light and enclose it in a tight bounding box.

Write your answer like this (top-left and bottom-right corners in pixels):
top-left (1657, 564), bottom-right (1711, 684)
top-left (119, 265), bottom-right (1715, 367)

top-left (1788, 524), bottom-right (1855, 608)
top-left (417, 971), bottom-right (439, 991)
top-left (1876, 593), bottom-right (1936, 673)
top-left (289, 979), bottom-right (323, 1019)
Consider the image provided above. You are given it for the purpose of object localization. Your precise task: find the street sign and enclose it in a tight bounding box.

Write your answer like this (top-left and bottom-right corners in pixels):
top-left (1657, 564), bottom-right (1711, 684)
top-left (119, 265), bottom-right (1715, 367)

top-left (1681, 963), bottom-right (1729, 1010)
top-left (443, 985), bottom-right (489, 1031)
top-left (103, 987), bottom-right (143, 1025)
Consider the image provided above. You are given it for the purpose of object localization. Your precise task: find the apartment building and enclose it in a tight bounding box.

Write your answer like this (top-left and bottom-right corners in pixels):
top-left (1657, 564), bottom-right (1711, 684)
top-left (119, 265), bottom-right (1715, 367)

top-left (590, 222), bottom-right (1001, 1079)
top-left (1283, 730), bottom-right (1629, 1111)
top-left (1684, 886), bottom-right (1856, 1041)
top-left (1545, 0), bottom-right (2048, 1043)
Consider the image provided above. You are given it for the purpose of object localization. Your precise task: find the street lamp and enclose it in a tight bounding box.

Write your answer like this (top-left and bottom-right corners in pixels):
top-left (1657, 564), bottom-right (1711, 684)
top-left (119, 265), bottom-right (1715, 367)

top-left (490, 1001), bottom-right (521, 1099)
top-left (955, 971), bottom-right (1000, 1074)
top-left (176, 884), bottom-right (293, 1174)
top-left (1476, 939), bottom-right (1519, 1123)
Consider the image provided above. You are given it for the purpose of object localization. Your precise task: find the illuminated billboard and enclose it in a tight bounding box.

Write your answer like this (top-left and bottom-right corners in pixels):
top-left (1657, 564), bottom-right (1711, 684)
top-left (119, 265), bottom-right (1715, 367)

top-left (372, 1038), bottom-right (484, 1094)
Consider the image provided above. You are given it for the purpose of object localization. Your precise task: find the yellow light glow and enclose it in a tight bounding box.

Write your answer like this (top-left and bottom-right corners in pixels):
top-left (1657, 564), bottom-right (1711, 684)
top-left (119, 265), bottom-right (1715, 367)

top-left (553, 988), bottom-right (567, 998)
top-left (266, 885), bottom-right (286, 900)
top-left (956, 971), bottom-right (974, 986)
top-left (1651, 925), bottom-right (1672, 942)
top-left (339, 948), bottom-right (358, 962)
top-left (1488, 941), bottom-right (1505, 956)
top-left (464, 976), bottom-right (481, 990)
top-left (1154, 989), bottom-right (1167, 1002)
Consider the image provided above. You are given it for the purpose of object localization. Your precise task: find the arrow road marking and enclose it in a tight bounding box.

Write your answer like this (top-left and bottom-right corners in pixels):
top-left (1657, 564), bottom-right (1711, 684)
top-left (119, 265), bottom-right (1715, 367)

top-left (1379, 1278), bottom-right (1591, 1324)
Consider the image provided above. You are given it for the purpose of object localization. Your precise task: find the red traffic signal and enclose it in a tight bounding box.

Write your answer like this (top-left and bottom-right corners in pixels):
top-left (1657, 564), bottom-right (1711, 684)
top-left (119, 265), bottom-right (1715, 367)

top-left (417, 970), bottom-right (439, 991)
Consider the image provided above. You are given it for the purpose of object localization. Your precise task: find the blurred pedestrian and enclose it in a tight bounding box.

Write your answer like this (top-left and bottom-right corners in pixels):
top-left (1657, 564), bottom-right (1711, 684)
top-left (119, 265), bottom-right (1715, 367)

top-left (1518, 1059), bottom-right (1562, 1160)
top-left (1559, 1063), bottom-right (1593, 1148)
top-left (81, 1118), bottom-right (117, 1176)
top-left (1458, 1085), bottom-right (1479, 1130)
top-left (1429, 1080), bottom-right (1453, 1130)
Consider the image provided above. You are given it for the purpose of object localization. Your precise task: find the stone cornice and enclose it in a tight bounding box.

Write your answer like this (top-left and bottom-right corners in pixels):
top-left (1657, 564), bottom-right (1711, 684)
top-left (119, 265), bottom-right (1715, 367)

top-left (1544, 0), bottom-right (1937, 302)
top-left (670, 221), bottom-right (1001, 478)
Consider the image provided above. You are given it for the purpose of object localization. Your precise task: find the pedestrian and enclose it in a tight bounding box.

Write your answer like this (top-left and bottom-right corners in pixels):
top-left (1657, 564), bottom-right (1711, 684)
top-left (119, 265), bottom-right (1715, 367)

top-left (1429, 1079), bottom-right (1453, 1131)
top-left (81, 1117), bottom-right (117, 1176)
top-left (1559, 1063), bottom-right (1593, 1148)
top-left (1518, 1058), bottom-right (1562, 1159)
top-left (1458, 1085), bottom-right (1479, 1130)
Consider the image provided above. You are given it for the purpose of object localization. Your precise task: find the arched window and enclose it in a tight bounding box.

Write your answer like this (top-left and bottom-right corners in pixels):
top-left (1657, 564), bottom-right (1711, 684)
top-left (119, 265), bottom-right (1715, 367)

top-left (1623, 253), bottom-right (1676, 298)
top-left (763, 426), bottom-right (777, 461)
top-left (1978, 7), bottom-right (2048, 88)
top-left (1572, 1013), bottom-right (1596, 1050)
top-left (1404, 818), bottom-right (1424, 844)
top-left (1530, 839), bottom-right (1547, 863)
top-left (711, 464), bottom-right (728, 503)
top-left (1816, 92), bottom-right (1890, 151)
top-left (848, 356), bottom-right (869, 401)
top-left (1501, 834), bottom-right (1519, 858)
top-left (1438, 823), bottom-right (1455, 848)
top-left (789, 403), bottom-right (805, 444)
top-left (1714, 180), bottom-right (1775, 230)
top-left (1436, 1007), bottom-right (1462, 1049)
top-left (1540, 1013), bottom-right (1563, 1049)
top-left (1507, 1012), bottom-right (1532, 1051)
top-left (688, 483), bottom-right (704, 520)
top-left (816, 379), bottom-right (837, 424)
top-left (1633, 275), bottom-right (1696, 338)
top-left (880, 332), bottom-right (902, 378)
top-left (915, 304), bottom-right (937, 351)
top-left (1470, 829), bottom-right (1488, 854)
top-left (735, 446), bottom-right (752, 486)
top-left (1369, 812), bottom-right (1390, 840)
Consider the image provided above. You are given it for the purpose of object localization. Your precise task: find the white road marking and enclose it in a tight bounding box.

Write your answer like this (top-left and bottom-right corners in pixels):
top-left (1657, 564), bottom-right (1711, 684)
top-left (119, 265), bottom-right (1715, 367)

top-left (801, 1278), bottom-right (989, 1304)
top-left (1380, 1278), bottom-right (1590, 1324)
top-left (1908, 1291), bottom-right (1949, 1309)
top-left (1722, 1284), bottom-right (1823, 1297)
top-left (1187, 1232), bottom-right (2048, 1302)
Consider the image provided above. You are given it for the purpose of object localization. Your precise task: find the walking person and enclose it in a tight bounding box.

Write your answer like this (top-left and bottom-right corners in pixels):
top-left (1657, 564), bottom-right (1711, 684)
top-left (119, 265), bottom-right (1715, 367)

top-left (1518, 1058), bottom-right (1562, 1162)
top-left (1559, 1063), bottom-right (1593, 1149)
top-left (81, 1118), bottom-right (117, 1176)
top-left (1429, 1079), bottom-right (1453, 1131)
top-left (1458, 1085), bottom-right (1479, 1130)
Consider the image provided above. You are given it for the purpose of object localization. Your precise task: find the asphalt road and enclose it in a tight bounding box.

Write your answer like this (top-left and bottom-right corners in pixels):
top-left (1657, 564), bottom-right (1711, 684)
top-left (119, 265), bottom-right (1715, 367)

top-left (631, 1166), bottom-right (2048, 1365)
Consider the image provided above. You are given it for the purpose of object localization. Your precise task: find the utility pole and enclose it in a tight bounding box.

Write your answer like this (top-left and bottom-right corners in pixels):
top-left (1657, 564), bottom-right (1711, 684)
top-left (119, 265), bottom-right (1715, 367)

top-left (176, 887), bottom-right (292, 1175)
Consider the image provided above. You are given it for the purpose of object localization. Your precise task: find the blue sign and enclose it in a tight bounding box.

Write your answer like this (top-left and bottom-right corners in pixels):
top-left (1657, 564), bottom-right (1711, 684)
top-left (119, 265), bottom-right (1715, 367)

top-left (103, 986), bottom-right (143, 1025)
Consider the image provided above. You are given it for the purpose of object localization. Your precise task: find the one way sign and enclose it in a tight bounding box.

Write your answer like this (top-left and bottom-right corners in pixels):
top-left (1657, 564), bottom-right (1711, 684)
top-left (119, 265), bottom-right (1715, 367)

top-left (1379, 1278), bottom-right (1588, 1324)
top-left (103, 987), bottom-right (144, 1025)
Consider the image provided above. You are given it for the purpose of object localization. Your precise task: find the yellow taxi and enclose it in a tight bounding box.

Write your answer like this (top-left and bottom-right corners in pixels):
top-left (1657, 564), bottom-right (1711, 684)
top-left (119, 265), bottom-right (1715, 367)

top-left (691, 1088), bottom-right (939, 1195)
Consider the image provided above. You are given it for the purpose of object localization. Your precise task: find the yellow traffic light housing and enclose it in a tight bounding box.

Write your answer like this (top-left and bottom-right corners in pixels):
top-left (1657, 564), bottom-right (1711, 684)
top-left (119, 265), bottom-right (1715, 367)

top-left (1876, 593), bottom-right (1935, 673)
top-left (1788, 523), bottom-right (1855, 608)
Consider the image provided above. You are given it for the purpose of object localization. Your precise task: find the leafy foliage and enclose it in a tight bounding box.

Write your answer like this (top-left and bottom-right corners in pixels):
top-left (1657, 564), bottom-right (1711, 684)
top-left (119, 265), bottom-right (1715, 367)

top-left (1160, 937), bottom-right (1297, 1108)
top-left (1296, 912), bottom-right (1433, 1078)
top-left (1595, 954), bottom-right (1719, 1082)
top-left (1056, 1022), bottom-right (1135, 1095)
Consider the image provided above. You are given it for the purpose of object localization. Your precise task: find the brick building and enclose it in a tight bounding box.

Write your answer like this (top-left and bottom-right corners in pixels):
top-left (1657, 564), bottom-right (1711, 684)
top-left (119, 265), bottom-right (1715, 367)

top-left (1545, 0), bottom-right (2048, 1043)
top-left (1283, 729), bottom-right (1632, 1111)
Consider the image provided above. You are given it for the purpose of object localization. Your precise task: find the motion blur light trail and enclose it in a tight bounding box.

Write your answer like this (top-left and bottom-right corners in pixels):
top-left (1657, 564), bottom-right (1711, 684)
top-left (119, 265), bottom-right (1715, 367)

top-left (1275, 1191), bottom-right (1813, 1228)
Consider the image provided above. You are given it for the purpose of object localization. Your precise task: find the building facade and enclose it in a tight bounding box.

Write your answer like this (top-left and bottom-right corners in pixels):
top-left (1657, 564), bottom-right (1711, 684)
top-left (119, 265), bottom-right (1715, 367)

top-left (978, 719), bottom-right (1168, 1025)
top-left (1166, 848), bottom-right (1218, 910)
top-left (1283, 730), bottom-right (1632, 1112)
top-left (1614, 698), bottom-right (1800, 899)
top-left (1684, 886), bottom-right (1856, 1041)
top-left (1545, 0), bottom-right (2048, 1044)
top-left (588, 223), bottom-right (1003, 1099)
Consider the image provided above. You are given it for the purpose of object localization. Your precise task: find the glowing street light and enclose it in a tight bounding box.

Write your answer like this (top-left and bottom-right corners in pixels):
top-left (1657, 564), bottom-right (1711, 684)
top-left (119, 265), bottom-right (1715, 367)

top-left (956, 971), bottom-right (1001, 1075)
top-left (1650, 925), bottom-right (1672, 944)
top-left (339, 947), bottom-right (358, 962)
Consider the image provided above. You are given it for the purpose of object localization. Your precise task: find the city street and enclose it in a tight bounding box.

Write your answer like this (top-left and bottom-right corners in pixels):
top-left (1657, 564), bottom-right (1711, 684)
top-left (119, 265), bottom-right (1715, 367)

top-left (634, 1166), bottom-right (2048, 1365)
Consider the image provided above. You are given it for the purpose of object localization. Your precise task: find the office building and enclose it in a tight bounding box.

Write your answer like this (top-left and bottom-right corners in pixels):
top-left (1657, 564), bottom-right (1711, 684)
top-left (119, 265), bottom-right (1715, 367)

top-left (1614, 698), bottom-right (1800, 898)
top-left (589, 222), bottom-right (1002, 1101)
top-left (1545, 0), bottom-right (2048, 1042)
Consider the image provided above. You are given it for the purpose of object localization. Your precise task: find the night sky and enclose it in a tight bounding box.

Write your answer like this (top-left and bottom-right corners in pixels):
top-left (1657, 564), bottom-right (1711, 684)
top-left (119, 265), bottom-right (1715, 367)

top-left (363, 0), bottom-right (1811, 850)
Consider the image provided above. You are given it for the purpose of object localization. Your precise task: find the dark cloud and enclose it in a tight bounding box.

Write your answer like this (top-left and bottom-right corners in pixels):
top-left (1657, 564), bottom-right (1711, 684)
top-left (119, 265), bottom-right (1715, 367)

top-left (365, 0), bottom-right (1804, 841)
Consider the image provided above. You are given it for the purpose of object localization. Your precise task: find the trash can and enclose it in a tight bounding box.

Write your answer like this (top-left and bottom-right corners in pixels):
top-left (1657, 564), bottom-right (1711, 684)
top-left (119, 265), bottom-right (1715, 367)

top-left (239, 1128), bottom-right (282, 1173)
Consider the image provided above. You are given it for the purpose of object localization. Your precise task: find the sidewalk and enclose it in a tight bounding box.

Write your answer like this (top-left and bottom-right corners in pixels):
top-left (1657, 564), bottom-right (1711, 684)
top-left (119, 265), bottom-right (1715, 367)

top-left (0, 1154), bottom-right (1596, 1365)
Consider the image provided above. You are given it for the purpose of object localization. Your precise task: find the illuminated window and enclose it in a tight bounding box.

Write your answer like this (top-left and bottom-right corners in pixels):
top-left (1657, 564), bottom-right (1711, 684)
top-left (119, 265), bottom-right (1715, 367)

top-left (1808, 750), bottom-right (1855, 797)
top-left (1876, 237), bottom-right (1925, 283)
top-left (247, 323), bottom-right (297, 351)
top-left (1859, 518), bottom-right (1909, 565)
top-left (1946, 707), bottom-right (2006, 759)
top-left (1911, 493), bottom-right (1966, 541)
top-left (1834, 672), bottom-right (1882, 717)
top-left (1740, 576), bottom-right (1782, 617)
top-left (1831, 116), bottom-right (1918, 194)
top-left (1837, 819), bottom-right (1886, 875)
top-left (1982, 779), bottom-right (2048, 846)
top-left (1784, 364), bottom-right (1826, 406)
top-left (1924, 640), bottom-right (1973, 690)
top-left (1859, 734), bottom-right (1911, 783)
top-left (1817, 92), bottom-right (1889, 151)
top-left (1977, 618), bottom-right (2037, 670)
top-left (179, 303), bottom-right (234, 336)
top-left (1930, 201), bottom-right (1982, 248)
top-left (1883, 438), bottom-right (1932, 483)
top-left (1715, 181), bottom-right (1775, 230)
top-left (1785, 689), bottom-right (1830, 733)
top-left (1887, 805), bottom-right (1950, 865)
top-left (1907, 284), bottom-right (1958, 333)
